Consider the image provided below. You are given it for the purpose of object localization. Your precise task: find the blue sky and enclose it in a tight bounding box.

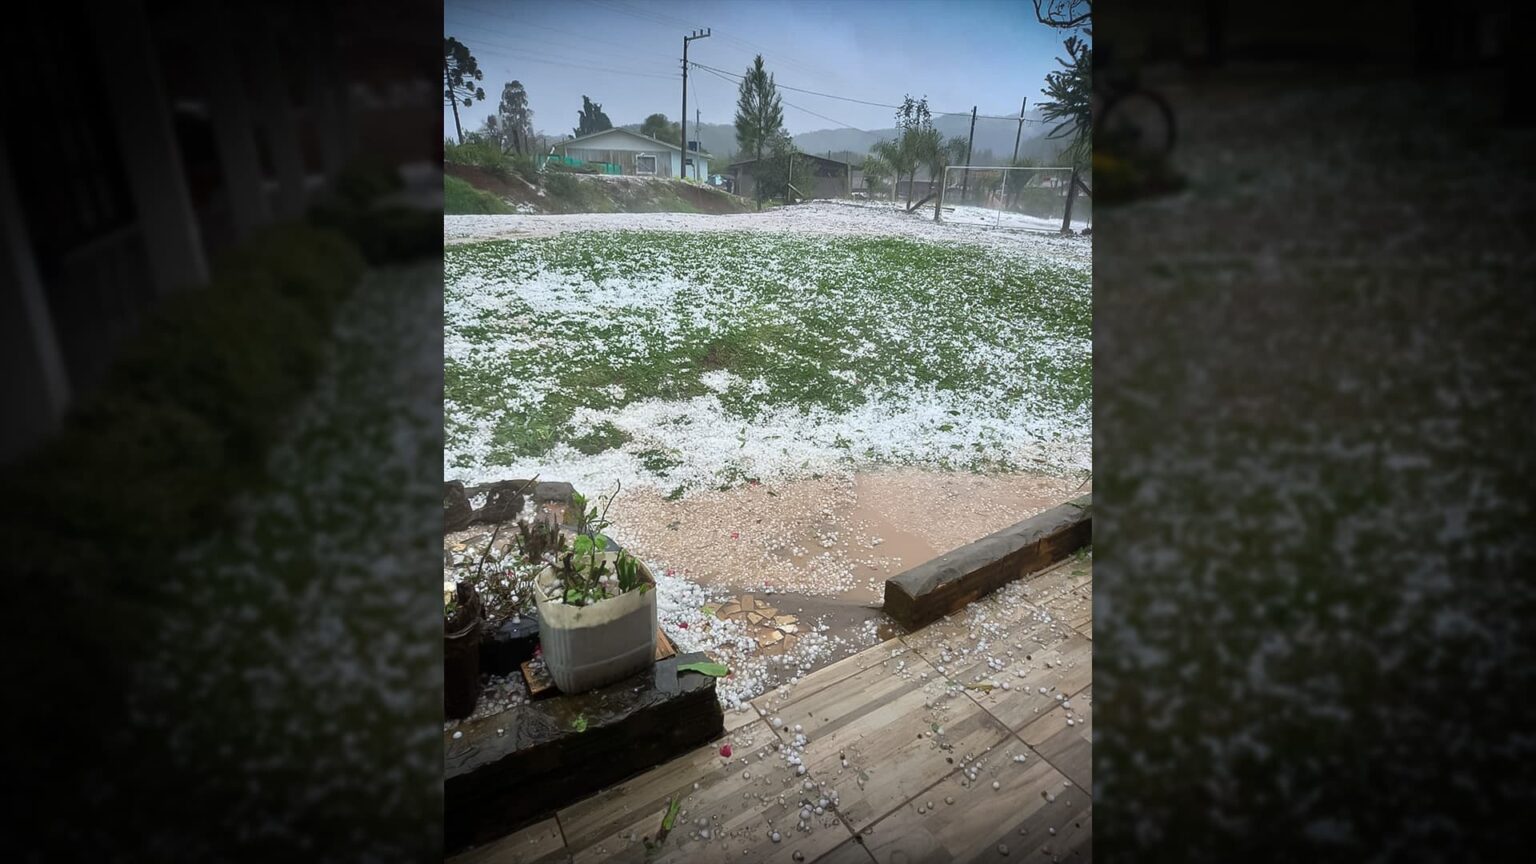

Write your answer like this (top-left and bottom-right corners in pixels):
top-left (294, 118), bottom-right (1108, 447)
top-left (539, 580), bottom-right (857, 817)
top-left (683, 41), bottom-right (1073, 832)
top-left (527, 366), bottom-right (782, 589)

top-left (444, 0), bottom-right (1080, 141)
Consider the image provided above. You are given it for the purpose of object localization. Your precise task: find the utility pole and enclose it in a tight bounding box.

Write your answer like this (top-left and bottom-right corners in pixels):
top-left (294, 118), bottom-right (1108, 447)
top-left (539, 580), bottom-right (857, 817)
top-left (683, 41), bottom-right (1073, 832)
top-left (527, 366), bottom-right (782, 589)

top-left (1002, 97), bottom-right (1026, 212)
top-left (960, 106), bottom-right (976, 205)
top-left (696, 108), bottom-right (701, 179)
top-left (682, 28), bottom-right (710, 179)
top-left (1010, 97), bottom-right (1027, 166)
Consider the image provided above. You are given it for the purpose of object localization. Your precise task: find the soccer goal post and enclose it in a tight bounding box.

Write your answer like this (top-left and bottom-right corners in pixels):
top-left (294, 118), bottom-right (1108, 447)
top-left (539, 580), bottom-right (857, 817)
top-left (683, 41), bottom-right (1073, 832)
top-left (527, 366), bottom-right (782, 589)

top-left (934, 165), bottom-right (1089, 233)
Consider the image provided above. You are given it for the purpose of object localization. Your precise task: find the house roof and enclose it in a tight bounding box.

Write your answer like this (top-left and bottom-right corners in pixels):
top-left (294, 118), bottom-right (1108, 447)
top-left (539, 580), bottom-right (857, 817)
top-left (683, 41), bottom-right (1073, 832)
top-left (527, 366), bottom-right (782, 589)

top-left (557, 127), bottom-right (713, 157)
top-left (729, 153), bottom-right (857, 170)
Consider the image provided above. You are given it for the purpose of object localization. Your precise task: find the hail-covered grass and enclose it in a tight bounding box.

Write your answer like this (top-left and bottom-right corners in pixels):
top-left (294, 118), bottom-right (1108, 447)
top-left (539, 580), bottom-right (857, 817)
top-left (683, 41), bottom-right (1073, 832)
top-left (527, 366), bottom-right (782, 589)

top-left (445, 228), bottom-right (1091, 494)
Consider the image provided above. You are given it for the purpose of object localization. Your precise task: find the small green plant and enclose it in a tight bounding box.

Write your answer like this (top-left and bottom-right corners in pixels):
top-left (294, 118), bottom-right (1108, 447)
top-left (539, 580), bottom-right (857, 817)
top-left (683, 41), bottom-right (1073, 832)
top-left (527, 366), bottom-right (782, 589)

top-left (518, 511), bottom-right (566, 564)
top-left (550, 482), bottom-right (648, 606)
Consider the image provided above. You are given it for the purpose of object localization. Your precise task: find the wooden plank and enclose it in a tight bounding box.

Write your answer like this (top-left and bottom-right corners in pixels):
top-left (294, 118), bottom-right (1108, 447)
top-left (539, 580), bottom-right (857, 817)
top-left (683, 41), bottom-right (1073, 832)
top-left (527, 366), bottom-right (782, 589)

top-left (946, 635), bottom-right (1092, 734)
top-left (523, 629), bottom-right (675, 699)
top-left (447, 817), bottom-right (568, 864)
top-left (815, 838), bottom-right (878, 864)
top-left (1019, 556), bottom-right (1093, 607)
top-left (884, 495), bottom-right (1091, 630)
top-left (756, 649), bottom-right (1014, 833)
top-left (1019, 685), bottom-right (1092, 794)
top-left (558, 720), bottom-right (856, 864)
top-left (750, 638), bottom-right (906, 719)
top-left (855, 755), bottom-right (1091, 864)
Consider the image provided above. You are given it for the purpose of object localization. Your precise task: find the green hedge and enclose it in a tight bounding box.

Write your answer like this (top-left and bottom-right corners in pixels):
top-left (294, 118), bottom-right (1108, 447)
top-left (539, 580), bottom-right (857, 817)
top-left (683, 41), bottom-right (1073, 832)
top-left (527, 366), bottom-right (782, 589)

top-left (311, 203), bottom-right (441, 265)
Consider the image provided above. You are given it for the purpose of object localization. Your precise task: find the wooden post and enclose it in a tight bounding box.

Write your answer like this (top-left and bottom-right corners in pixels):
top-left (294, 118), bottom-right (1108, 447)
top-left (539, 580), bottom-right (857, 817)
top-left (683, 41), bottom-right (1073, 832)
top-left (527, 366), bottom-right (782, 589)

top-left (1002, 97), bottom-right (1026, 213)
top-left (960, 106), bottom-right (976, 204)
top-left (1061, 164), bottom-right (1079, 233)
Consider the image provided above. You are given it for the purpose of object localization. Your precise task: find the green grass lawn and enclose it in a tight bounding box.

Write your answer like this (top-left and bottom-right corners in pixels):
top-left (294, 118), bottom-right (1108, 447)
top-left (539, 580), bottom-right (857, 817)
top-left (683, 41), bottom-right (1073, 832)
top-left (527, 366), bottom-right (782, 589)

top-left (445, 229), bottom-right (1090, 492)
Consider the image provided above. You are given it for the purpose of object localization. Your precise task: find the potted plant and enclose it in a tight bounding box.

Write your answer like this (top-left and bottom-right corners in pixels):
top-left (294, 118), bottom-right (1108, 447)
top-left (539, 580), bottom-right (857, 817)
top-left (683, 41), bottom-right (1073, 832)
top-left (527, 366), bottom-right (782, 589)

top-left (444, 580), bottom-right (484, 720)
top-left (532, 485), bottom-right (657, 694)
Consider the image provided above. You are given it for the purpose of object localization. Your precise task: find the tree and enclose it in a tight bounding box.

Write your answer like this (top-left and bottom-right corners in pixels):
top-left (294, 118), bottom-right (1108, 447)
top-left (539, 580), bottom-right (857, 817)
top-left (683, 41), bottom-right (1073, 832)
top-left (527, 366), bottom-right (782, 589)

top-left (1033, 0), bottom-right (1091, 30)
top-left (1039, 35), bottom-right (1091, 169)
top-left (573, 96), bottom-right (612, 137)
top-left (751, 133), bottom-right (814, 203)
top-left (497, 81), bottom-right (535, 154)
top-left (734, 55), bottom-right (784, 165)
top-left (478, 115), bottom-right (506, 151)
top-left (868, 138), bottom-right (912, 204)
top-left (1039, 34), bottom-right (1092, 230)
top-left (919, 132), bottom-right (969, 200)
top-left (861, 152), bottom-right (892, 197)
top-left (639, 113), bottom-right (682, 144)
top-left (888, 94), bottom-right (937, 207)
top-left (444, 37), bottom-right (486, 146)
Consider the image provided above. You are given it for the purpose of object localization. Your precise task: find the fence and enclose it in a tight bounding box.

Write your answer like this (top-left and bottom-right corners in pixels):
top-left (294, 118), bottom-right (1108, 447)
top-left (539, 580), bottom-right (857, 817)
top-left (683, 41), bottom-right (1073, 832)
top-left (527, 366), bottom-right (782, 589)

top-left (542, 155), bottom-right (621, 175)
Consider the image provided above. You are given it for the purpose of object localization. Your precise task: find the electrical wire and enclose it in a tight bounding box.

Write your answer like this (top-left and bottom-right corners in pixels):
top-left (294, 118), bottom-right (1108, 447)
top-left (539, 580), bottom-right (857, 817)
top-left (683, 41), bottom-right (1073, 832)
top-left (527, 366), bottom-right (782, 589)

top-left (688, 61), bottom-right (1045, 124)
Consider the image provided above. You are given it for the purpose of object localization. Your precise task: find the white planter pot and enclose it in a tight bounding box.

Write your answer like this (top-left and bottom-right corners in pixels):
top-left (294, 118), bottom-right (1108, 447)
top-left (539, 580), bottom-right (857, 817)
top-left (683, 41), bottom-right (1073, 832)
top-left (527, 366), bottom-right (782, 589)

top-left (533, 553), bottom-right (657, 694)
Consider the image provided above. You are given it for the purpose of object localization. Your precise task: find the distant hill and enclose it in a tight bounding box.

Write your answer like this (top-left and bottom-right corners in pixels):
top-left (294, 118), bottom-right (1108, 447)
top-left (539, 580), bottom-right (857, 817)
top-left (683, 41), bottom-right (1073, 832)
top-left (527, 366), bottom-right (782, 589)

top-left (794, 108), bottom-right (1063, 163)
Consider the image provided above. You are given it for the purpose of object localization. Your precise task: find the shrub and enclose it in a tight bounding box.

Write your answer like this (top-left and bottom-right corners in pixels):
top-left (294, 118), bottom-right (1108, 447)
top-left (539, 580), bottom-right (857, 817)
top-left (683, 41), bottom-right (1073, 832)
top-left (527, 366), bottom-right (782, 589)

top-left (105, 278), bottom-right (321, 464)
top-left (332, 156), bottom-right (405, 208)
top-left (314, 202), bottom-right (444, 263)
top-left (210, 223), bottom-right (365, 322)
top-left (15, 393), bottom-right (236, 568)
top-left (542, 171), bottom-right (582, 202)
top-left (507, 153), bottom-right (541, 185)
top-left (443, 175), bottom-right (512, 215)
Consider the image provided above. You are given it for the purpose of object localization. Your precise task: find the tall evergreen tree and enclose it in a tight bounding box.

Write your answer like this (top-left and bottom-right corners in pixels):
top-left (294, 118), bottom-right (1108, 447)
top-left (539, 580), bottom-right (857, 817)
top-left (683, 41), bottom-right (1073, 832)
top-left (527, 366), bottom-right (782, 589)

top-left (573, 95), bottom-right (613, 137)
top-left (497, 81), bottom-right (535, 154)
top-left (734, 55), bottom-right (784, 164)
top-left (1039, 35), bottom-right (1091, 168)
top-left (443, 37), bottom-right (486, 145)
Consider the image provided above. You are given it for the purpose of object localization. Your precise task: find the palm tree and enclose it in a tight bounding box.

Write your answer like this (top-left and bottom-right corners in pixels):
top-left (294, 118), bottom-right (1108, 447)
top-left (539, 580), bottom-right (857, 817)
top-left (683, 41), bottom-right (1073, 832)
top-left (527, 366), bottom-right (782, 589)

top-left (869, 138), bottom-right (912, 205)
top-left (861, 152), bottom-right (892, 198)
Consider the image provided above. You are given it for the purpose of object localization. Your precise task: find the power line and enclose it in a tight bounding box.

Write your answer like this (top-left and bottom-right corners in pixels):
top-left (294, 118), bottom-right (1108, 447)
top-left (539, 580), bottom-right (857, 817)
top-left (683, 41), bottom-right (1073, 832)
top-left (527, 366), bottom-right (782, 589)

top-left (689, 61), bottom-right (1046, 124)
top-left (695, 65), bottom-right (863, 132)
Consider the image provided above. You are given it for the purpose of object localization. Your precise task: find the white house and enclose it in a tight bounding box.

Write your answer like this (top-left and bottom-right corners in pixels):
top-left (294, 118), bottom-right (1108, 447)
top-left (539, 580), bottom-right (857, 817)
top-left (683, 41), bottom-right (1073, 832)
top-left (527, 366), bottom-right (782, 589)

top-left (552, 128), bottom-right (711, 179)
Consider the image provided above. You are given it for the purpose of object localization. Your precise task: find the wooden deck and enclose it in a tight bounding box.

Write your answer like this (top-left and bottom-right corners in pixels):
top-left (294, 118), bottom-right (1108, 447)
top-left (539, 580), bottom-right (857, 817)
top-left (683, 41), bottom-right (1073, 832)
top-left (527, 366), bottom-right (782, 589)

top-left (451, 556), bottom-right (1092, 863)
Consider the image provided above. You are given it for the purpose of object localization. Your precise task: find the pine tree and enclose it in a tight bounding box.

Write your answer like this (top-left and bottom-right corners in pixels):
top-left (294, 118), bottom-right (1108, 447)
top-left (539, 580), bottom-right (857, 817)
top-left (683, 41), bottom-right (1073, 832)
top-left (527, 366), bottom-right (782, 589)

top-left (497, 81), bottom-right (535, 154)
top-left (734, 55), bottom-right (784, 165)
top-left (443, 37), bottom-right (486, 145)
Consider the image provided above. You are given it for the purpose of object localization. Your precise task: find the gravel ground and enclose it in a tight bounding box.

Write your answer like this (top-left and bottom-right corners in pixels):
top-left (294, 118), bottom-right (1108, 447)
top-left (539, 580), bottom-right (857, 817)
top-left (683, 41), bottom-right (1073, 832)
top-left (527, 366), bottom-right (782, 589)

top-left (606, 468), bottom-right (1086, 603)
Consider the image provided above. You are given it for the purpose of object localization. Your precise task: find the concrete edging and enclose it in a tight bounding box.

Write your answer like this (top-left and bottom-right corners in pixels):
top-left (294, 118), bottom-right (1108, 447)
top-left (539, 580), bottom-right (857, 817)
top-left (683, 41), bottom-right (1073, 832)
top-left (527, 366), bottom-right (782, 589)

top-left (883, 493), bottom-right (1091, 630)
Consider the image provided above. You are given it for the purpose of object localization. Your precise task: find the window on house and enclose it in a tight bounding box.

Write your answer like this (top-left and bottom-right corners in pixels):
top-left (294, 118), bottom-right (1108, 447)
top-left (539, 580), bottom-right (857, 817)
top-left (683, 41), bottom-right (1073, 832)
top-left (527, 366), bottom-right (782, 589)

top-left (635, 154), bottom-right (656, 175)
